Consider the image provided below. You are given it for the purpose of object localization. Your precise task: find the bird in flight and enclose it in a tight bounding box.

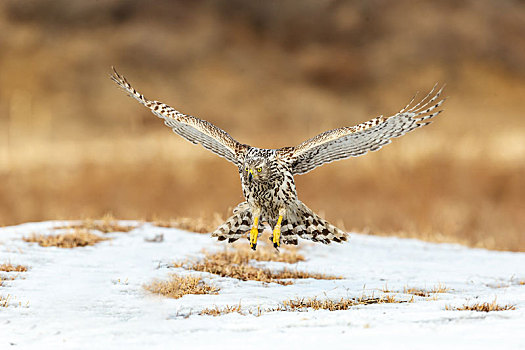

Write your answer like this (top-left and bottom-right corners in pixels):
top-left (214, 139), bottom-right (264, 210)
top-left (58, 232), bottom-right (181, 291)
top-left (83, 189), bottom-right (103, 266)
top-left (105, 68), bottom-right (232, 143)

top-left (111, 68), bottom-right (445, 250)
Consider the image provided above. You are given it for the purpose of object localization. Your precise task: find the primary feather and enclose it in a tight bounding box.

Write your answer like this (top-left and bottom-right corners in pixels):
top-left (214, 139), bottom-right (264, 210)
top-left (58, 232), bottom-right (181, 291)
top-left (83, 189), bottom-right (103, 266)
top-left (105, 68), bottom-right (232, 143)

top-left (279, 84), bottom-right (446, 175)
top-left (111, 67), bottom-right (247, 167)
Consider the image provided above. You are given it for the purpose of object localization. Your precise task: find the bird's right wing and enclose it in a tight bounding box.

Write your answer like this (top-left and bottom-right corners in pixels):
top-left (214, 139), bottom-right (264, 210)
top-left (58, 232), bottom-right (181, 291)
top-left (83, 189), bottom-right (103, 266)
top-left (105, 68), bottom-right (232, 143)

top-left (279, 85), bottom-right (446, 175)
top-left (111, 68), bottom-right (248, 166)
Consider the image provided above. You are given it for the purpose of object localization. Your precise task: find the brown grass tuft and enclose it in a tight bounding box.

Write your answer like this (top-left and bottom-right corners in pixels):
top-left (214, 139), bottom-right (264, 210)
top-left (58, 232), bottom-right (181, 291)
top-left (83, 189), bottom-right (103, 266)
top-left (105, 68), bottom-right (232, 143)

top-left (153, 214), bottom-right (224, 234)
top-left (277, 295), bottom-right (407, 311)
top-left (23, 229), bottom-right (110, 248)
top-left (210, 245), bottom-right (305, 264)
top-left (0, 263), bottom-right (28, 273)
top-left (144, 274), bottom-right (219, 299)
top-left (430, 284), bottom-right (451, 293)
top-left (176, 249), bottom-right (338, 285)
top-left (403, 287), bottom-right (430, 297)
top-left (446, 299), bottom-right (516, 312)
top-left (198, 295), bottom-right (408, 317)
top-left (55, 214), bottom-right (136, 234)
top-left (1, 295), bottom-right (10, 308)
top-left (199, 303), bottom-right (243, 316)
top-left (403, 284), bottom-right (450, 297)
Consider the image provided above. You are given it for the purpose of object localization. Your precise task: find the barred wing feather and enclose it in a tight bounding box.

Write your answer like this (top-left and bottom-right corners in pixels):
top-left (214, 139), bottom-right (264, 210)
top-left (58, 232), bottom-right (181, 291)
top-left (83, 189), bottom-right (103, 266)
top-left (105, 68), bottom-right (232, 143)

top-left (111, 68), bottom-right (247, 166)
top-left (283, 85), bottom-right (446, 175)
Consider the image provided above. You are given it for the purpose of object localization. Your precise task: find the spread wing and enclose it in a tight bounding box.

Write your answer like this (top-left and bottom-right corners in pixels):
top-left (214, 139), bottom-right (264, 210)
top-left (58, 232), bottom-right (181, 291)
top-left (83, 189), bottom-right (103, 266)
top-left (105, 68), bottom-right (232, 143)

top-left (111, 68), bottom-right (248, 166)
top-left (280, 85), bottom-right (446, 175)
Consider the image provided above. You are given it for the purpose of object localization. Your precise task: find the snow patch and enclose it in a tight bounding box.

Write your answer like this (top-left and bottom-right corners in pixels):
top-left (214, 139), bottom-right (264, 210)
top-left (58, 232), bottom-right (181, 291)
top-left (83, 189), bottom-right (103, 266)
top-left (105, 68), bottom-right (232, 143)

top-left (0, 221), bottom-right (524, 349)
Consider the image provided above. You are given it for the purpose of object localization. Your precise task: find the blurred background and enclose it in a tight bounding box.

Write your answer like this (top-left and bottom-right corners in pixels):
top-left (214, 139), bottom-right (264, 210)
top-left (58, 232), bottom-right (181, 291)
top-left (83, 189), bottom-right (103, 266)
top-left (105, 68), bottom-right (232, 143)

top-left (1, 0), bottom-right (524, 251)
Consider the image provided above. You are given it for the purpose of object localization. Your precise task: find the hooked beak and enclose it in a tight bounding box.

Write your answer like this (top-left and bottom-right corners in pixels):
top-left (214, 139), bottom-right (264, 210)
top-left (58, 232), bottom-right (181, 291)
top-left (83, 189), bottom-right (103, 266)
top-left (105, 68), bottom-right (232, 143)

top-left (248, 169), bottom-right (254, 182)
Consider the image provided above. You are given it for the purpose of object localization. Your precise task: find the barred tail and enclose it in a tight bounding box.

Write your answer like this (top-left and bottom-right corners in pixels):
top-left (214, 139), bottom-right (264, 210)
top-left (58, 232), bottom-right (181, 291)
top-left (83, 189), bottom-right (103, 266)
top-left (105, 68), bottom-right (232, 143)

top-left (212, 201), bottom-right (348, 246)
top-left (211, 202), bottom-right (262, 243)
top-left (272, 201), bottom-right (349, 245)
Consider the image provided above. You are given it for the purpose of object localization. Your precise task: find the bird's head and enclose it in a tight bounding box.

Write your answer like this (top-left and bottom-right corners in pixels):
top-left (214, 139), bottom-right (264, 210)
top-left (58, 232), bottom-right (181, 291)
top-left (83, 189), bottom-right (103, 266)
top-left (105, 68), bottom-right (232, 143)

top-left (243, 158), bottom-right (269, 183)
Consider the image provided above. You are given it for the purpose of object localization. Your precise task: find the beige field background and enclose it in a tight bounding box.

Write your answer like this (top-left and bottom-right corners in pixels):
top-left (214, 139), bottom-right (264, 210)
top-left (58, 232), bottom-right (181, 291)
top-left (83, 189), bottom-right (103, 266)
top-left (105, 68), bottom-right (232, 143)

top-left (0, 0), bottom-right (524, 251)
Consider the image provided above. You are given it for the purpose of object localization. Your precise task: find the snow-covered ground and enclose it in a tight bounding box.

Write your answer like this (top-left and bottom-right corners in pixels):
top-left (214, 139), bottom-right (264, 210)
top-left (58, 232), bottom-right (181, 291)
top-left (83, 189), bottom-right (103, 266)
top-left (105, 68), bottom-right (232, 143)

top-left (1, 221), bottom-right (524, 349)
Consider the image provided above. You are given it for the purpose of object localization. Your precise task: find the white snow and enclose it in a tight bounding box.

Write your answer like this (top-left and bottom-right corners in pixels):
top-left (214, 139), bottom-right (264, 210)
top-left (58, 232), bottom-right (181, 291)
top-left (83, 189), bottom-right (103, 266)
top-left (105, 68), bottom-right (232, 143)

top-left (1, 221), bottom-right (524, 350)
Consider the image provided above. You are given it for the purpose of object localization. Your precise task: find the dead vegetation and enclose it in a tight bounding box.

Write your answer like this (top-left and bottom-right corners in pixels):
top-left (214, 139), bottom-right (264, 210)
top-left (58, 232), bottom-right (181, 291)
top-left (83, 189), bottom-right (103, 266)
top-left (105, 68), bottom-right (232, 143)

top-left (153, 214), bottom-right (224, 234)
top-left (174, 249), bottom-right (337, 285)
top-left (23, 229), bottom-right (110, 248)
top-left (446, 299), bottom-right (516, 312)
top-left (486, 277), bottom-right (525, 288)
top-left (1, 295), bottom-right (10, 308)
top-left (207, 244), bottom-right (305, 264)
top-left (0, 2), bottom-right (522, 309)
top-left (0, 263), bottom-right (28, 273)
top-left (0, 263), bottom-right (28, 285)
top-left (1, 1), bottom-right (525, 252)
top-left (144, 274), bottom-right (219, 299)
top-left (199, 303), bottom-right (244, 316)
top-left (198, 295), bottom-right (408, 316)
top-left (54, 215), bottom-right (136, 234)
top-left (26, 215), bottom-right (135, 248)
top-left (277, 295), bottom-right (408, 311)
top-left (403, 284), bottom-right (450, 297)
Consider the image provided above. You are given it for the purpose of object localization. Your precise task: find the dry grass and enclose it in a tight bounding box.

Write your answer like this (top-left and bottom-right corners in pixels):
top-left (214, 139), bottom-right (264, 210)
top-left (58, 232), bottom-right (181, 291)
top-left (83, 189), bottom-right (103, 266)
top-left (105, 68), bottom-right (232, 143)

top-left (23, 229), bottom-right (110, 248)
top-left (198, 295), bottom-right (408, 317)
top-left (199, 295), bottom-right (407, 316)
top-left (278, 295), bottom-right (407, 311)
top-left (1, 275), bottom-right (23, 282)
top-left (144, 274), bottom-right (219, 299)
top-left (0, 295), bottom-right (10, 308)
top-left (175, 249), bottom-right (336, 285)
top-left (1, 1), bottom-right (525, 252)
top-left (403, 284), bottom-right (450, 297)
top-left (209, 245), bottom-right (305, 264)
top-left (4, 150), bottom-right (524, 252)
top-left (0, 263), bottom-right (28, 273)
top-left (54, 215), bottom-right (136, 234)
top-left (446, 299), bottom-right (516, 312)
top-left (153, 214), bottom-right (225, 234)
top-left (431, 284), bottom-right (451, 293)
top-left (403, 288), bottom-right (430, 297)
top-left (199, 303), bottom-right (243, 316)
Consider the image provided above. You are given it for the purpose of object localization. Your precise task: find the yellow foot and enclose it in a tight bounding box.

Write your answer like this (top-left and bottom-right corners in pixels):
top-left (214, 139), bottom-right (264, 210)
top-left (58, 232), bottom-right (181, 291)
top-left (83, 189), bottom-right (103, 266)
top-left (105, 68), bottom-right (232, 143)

top-left (250, 216), bottom-right (259, 250)
top-left (273, 215), bottom-right (283, 248)
top-left (272, 226), bottom-right (281, 249)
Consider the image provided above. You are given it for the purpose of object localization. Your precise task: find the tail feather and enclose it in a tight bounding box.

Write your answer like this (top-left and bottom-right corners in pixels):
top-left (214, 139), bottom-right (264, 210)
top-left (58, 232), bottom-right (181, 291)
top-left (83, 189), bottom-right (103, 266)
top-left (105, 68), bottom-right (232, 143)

top-left (211, 202), bottom-right (262, 243)
top-left (213, 201), bottom-right (348, 246)
top-left (270, 201), bottom-right (348, 245)
top-left (279, 217), bottom-right (298, 245)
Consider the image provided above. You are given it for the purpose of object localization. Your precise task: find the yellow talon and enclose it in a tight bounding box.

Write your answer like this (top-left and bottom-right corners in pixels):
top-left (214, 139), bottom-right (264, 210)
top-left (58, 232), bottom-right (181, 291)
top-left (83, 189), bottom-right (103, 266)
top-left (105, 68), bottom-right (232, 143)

top-left (273, 215), bottom-right (283, 248)
top-left (250, 217), bottom-right (259, 250)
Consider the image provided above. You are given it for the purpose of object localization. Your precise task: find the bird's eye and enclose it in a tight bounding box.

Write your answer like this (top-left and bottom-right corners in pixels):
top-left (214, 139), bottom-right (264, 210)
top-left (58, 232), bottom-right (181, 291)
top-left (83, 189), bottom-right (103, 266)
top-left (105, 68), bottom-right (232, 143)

top-left (245, 167), bottom-right (248, 171)
top-left (257, 167), bottom-right (262, 172)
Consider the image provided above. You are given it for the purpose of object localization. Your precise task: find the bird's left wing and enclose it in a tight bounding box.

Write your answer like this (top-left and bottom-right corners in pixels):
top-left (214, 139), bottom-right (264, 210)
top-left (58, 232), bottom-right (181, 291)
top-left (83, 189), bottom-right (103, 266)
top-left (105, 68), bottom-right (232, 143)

top-left (111, 68), bottom-right (248, 166)
top-left (279, 85), bottom-right (446, 175)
